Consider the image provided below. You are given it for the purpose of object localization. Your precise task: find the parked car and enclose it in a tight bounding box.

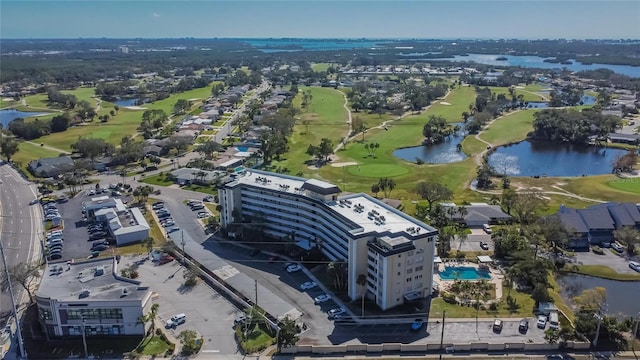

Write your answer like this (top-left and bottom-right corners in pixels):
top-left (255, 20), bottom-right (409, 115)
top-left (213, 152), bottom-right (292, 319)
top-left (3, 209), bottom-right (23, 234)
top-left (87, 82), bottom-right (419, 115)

top-left (410, 318), bottom-right (425, 331)
top-left (314, 294), bottom-right (332, 304)
top-left (92, 245), bottom-right (108, 252)
top-left (167, 227), bottom-right (181, 234)
top-left (163, 221), bottom-right (176, 227)
top-left (88, 189), bottom-right (96, 196)
top-left (492, 319), bottom-right (503, 333)
top-left (327, 307), bottom-right (345, 319)
top-left (519, 318), bottom-right (529, 333)
top-left (165, 313), bottom-right (186, 328)
top-left (612, 242), bottom-right (625, 253)
top-left (157, 213), bottom-right (172, 219)
top-left (92, 240), bottom-right (108, 247)
top-left (49, 253), bottom-right (62, 260)
top-left (537, 315), bottom-right (548, 329)
top-left (286, 264), bottom-right (302, 273)
top-left (234, 314), bottom-right (248, 326)
top-left (158, 256), bottom-right (174, 265)
top-left (191, 205), bottom-right (205, 211)
top-left (480, 241), bottom-right (490, 250)
top-left (300, 281), bottom-right (317, 290)
top-left (197, 212), bottom-right (209, 218)
top-left (629, 261), bottom-right (640, 272)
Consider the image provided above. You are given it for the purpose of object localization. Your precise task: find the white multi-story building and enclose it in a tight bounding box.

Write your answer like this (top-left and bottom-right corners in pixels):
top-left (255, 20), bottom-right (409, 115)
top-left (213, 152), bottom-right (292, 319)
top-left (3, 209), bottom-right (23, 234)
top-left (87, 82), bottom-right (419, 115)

top-left (219, 170), bottom-right (438, 310)
top-left (35, 257), bottom-right (153, 337)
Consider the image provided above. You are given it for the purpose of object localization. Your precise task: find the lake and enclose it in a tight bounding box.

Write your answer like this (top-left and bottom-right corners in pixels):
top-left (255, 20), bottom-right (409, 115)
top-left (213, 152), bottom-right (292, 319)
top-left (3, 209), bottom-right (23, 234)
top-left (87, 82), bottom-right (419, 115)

top-left (488, 140), bottom-right (630, 177)
top-left (393, 123), bottom-right (467, 164)
top-left (112, 98), bottom-right (149, 107)
top-left (0, 109), bottom-right (48, 127)
top-left (558, 274), bottom-right (640, 316)
top-left (440, 54), bottom-right (640, 78)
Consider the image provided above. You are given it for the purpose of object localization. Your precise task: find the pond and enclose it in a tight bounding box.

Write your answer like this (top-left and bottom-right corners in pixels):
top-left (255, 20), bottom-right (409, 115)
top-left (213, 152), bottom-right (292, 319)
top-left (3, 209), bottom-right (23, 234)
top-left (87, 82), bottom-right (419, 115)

top-left (112, 98), bottom-right (149, 107)
top-left (0, 109), bottom-right (48, 127)
top-left (558, 274), bottom-right (640, 316)
top-left (393, 123), bottom-right (467, 164)
top-left (488, 140), bottom-right (630, 177)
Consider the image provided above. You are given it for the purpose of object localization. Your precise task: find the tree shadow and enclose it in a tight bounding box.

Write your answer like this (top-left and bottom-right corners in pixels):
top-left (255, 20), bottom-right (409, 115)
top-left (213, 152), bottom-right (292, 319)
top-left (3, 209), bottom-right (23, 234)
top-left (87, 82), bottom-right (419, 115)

top-left (177, 284), bottom-right (195, 295)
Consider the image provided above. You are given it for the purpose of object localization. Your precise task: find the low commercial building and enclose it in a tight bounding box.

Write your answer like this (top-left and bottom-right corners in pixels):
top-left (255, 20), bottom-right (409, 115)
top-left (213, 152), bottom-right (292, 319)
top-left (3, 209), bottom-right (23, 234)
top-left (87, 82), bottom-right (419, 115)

top-left (35, 257), bottom-right (153, 338)
top-left (88, 196), bottom-right (149, 245)
top-left (28, 156), bottom-right (75, 178)
top-left (218, 170), bottom-right (438, 311)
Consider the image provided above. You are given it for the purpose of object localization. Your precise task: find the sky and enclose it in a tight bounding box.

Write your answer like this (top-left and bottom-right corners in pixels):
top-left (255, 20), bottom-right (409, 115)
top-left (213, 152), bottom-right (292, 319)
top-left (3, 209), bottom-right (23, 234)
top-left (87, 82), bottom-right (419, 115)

top-left (1, 0), bottom-right (639, 39)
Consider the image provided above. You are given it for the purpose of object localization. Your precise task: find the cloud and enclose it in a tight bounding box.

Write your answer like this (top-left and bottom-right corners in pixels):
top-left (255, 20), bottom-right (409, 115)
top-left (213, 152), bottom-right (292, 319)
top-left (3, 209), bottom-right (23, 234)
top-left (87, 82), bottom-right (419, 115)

top-left (152, 12), bottom-right (160, 18)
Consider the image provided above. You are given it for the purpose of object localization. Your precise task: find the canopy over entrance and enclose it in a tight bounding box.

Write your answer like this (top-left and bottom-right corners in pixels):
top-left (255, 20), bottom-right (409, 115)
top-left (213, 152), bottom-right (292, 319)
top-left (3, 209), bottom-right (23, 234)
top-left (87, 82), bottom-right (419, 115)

top-left (477, 255), bottom-right (493, 263)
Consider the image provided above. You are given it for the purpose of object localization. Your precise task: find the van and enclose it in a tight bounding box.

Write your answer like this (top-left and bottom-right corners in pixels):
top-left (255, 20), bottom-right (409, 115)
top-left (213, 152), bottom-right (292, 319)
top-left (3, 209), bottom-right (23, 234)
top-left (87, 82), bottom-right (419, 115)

top-left (549, 312), bottom-right (559, 330)
top-left (482, 224), bottom-right (492, 234)
top-left (165, 313), bottom-right (186, 328)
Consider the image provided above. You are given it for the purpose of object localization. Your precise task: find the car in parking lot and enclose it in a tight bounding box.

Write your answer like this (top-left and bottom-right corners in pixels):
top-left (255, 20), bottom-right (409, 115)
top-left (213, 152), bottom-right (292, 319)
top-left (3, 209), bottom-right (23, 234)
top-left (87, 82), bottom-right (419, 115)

top-left (191, 205), bottom-right (205, 211)
top-left (157, 213), bottom-right (172, 219)
top-left (480, 241), bottom-right (490, 250)
top-left (49, 253), bottom-right (63, 260)
top-left (612, 242), bottom-right (625, 253)
top-left (159, 256), bottom-right (174, 265)
top-left (629, 261), bottom-right (640, 272)
top-left (167, 227), bottom-right (181, 234)
top-left (165, 313), bottom-right (186, 328)
top-left (410, 318), bottom-right (424, 331)
top-left (234, 313), bottom-right (248, 326)
top-left (286, 264), bottom-right (302, 273)
top-left (492, 319), bottom-right (503, 333)
top-left (197, 212), bottom-right (209, 218)
top-left (314, 294), bottom-right (332, 304)
top-left (92, 244), bottom-right (108, 252)
top-left (537, 315), bottom-right (548, 329)
top-left (519, 318), bottom-right (529, 333)
top-left (163, 221), bottom-right (176, 227)
top-left (328, 307), bottom-right (345, 319)
top-left (300, 281), bottom-right (317, 290)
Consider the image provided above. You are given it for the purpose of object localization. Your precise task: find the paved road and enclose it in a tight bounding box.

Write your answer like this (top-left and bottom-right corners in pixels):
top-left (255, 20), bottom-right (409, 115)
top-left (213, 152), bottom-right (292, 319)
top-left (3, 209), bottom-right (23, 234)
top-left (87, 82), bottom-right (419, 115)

top-left (0, 163), bottom-right (42, 324)
top-left (213, 80), bottom-right (270, 144)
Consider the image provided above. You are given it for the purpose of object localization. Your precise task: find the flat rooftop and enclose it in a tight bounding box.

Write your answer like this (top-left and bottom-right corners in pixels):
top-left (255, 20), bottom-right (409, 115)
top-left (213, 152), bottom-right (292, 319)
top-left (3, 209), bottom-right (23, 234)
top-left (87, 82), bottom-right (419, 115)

top-left (36, 257), bottom-right (149, 302)
top-left (230, 170), bottom-right (435, 236)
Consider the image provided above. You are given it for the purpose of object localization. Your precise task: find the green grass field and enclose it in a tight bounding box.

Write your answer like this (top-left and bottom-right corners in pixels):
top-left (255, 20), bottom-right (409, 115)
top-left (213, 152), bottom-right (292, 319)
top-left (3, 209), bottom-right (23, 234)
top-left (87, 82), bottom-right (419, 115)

top-left (488, 86), bottom-right (547, 103)
top-left (405, 85), bottom-right (476, 123)
top-left (311, 63), bottom-right (332, 72)
top-left (11, 141), bottom-right (65, 177)
top-left (606, 177), bottom-right (640, 194)
top-left (478, 110), bottom-right (536, 145)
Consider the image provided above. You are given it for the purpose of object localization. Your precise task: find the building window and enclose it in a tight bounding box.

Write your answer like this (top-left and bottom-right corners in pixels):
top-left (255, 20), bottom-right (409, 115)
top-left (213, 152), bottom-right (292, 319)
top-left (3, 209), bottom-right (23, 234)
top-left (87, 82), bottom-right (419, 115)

top-left (416, 282), bottom-right (423, 288)
top-left (407, 259), bottom-right (413, 266)
top-left (65, 308), bottom-right (123, 320)
top-left (415, 265), bottom-right (423, 272)
top-left (415, 256), bottom-right (424, 263)
top-left (416, 248), bottom-right (424, 254)
top-left (406, 277), bottom-right (411, 282)
top-left (407, 268), bottom-right (413, 274)
top-left (397, 272), bottom-right (401, 276)
top-left (398, 263), bottom-right (401, 268)
top-left (408, 250), bottom-right (414, 257)
top-left (38, 307), bottom-right (52, 320)
top-left (414, 274), bottom-right (423, 280)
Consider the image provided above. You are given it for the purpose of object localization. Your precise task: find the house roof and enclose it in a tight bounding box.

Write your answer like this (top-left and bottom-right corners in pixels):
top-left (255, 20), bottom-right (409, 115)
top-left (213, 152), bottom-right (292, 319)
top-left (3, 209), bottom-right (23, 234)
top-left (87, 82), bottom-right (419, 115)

top-left (556, 207), bottom-right (589, 233)
top-left (591, 202), bottom-right (640, 227)
top-left (28, 156), bottom-right (75, 176)
top-left (577, 207), bottom-right (615, 230)
top-left (442, 203), bottom-right (511, 223)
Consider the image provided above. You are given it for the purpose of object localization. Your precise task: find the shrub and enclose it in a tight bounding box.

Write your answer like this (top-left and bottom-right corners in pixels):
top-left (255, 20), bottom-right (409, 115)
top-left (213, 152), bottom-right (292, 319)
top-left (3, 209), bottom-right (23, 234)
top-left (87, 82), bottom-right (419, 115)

top-left (155, 328), bottom-right (162, 336)
top-left (442, 291), bottom-right (457, 304)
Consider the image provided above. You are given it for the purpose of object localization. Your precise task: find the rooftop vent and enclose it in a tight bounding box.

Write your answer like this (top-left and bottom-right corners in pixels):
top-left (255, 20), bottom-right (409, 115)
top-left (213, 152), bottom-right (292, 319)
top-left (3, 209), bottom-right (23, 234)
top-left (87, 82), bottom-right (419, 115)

top-left (121, 288), bottom-right (129, 298)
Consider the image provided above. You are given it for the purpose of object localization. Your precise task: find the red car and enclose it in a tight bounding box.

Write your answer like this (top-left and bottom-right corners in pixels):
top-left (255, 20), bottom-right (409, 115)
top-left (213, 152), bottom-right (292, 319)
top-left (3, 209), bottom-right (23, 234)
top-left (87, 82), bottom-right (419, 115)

top-left (158, 256), bottom-right (174, 265)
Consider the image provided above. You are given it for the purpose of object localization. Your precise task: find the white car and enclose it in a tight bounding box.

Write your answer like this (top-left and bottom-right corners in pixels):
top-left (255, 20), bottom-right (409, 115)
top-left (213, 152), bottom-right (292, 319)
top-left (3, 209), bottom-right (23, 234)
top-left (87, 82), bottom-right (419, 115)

top-left (328, 307), bottom-right (345, 318)
top-left (536, 315), bottom-right (547, 329)
top-left (286, 264), bottom-right (302, 273)
top-left (612, 242), bottom-right (625, 253)
top-left (629, 261), bottom-right (640, 272)
top-left (314, 294), bottom-right (332, 304)
top-left (300, 281), bottom-right (317, 290)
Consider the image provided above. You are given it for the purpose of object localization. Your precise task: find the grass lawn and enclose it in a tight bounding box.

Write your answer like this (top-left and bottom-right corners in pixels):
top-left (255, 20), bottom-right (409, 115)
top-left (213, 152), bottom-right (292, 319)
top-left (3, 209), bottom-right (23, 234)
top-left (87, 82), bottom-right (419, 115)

top-left (461, 135), bottom-right (488, 157)
top-left (137, 336), bottom-right (172, 355)
top-left (405, 85), bottom-right (476, 123)
top-left (569, 265), bottom-right (640, 281)
top-left (311, 62), bottom-right (332, 72)
top-left (351, 111), bottom-right (396, 130)
top-left (606, 177), bottom-right (640, 194)
top-left (488, 86), bottom-right (547, 103)
top-left (235, 324), bottom-right (275, 353)
top-left (548, 274), bottom-right (574, 322)
top-left (429, 287), bottom-right (536, 318)
top-left (478, 110), bottom-right (536, 145)
top-left (0, 98), bottom-right (16, 108)
top-left (182, 184), bottom-right (217, 195)
top-left (558, 175), bottom-right (640, 203)
top-left (140, 174), bottom-right (174, 186)
top-left (62, 87), bottom-right (98, 106)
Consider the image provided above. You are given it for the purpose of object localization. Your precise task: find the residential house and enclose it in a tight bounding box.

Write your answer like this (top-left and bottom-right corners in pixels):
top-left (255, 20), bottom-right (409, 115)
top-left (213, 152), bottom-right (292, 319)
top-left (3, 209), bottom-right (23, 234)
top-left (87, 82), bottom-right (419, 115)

top-left (170, 167), bottom-right (225, 185)
top-left (441, 203), bottom-right (512, 227)
top-left (28, 156), bottom-right (75, 178)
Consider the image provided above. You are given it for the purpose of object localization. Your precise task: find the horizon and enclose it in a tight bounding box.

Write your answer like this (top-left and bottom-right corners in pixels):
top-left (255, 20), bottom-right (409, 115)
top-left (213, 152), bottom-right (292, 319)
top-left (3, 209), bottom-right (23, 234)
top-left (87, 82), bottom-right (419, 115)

top-left (1, 1), bottom-right (639, 39)
top-left (2, 37), bottom-right (639, 41)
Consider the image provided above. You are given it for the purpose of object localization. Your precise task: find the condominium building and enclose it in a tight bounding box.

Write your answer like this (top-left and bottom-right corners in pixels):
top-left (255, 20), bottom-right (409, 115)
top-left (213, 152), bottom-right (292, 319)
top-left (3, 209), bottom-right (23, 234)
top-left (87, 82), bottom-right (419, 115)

top-left (219, 170), bottom-right (438, 310)
top-left (35, 257), bottom-right (153, 337)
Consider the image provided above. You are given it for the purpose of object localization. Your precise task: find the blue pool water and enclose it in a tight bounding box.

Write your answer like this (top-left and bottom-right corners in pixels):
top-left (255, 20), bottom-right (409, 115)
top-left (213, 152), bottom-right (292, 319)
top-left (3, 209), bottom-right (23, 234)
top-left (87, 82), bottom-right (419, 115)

top-left (236, 146), bottom-right (249, 152)
top-left (439, 266), bottom-right (491, 280)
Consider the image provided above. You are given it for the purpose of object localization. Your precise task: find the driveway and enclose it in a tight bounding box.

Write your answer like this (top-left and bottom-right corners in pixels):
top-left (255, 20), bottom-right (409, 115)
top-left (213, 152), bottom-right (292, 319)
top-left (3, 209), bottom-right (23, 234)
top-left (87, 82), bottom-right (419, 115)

top-left (133, 255), bottom-right (241, 355)
top-left (454, 230), bottom-right (492, 252)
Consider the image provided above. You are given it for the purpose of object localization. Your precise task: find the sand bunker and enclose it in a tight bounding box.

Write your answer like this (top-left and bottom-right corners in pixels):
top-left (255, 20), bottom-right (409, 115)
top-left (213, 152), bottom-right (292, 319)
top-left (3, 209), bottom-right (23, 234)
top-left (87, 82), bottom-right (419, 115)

top-left (515, 86), bottom-right (525, 89)
top-left (126, 106), bottom-right (148, 110)
top-left (331, 162), bottom-right (358, 167)
top-left (440, 102), bottom-right (451, 105)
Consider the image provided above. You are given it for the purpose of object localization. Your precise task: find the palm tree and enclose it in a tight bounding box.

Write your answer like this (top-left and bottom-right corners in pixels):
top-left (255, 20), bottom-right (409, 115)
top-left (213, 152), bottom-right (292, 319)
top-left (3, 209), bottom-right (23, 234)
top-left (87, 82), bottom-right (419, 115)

top-left (143, 237), bottom-right (154, 255)
top-left (471, 280), bottom-right (492, 332)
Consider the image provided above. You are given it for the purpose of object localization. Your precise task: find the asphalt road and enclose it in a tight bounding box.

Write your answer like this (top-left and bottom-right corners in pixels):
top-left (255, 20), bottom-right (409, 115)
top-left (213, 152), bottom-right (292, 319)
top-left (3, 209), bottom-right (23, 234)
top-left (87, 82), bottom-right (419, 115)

top-left (0, 162), bottom-right (41, 326)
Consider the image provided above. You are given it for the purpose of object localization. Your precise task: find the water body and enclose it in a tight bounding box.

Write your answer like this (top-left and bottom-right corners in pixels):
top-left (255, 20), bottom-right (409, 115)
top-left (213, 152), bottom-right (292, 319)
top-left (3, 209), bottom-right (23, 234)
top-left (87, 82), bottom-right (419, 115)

top-left (0, 109), bottom-right (47, 127)
top-left (525, 95), bottom-right (596, 109)
top-left (439, 266), bottom-right (491, 280)
top-left (112, 98), bottom-right (149, 107)
top-left (393, 123), bottom-right (467, 164)
top-left (558, 274), bottom-right (640, 316)
top-left (488, 140), bottom-right (629, 177)
top-left (440, 54), bottom-right (640, 78)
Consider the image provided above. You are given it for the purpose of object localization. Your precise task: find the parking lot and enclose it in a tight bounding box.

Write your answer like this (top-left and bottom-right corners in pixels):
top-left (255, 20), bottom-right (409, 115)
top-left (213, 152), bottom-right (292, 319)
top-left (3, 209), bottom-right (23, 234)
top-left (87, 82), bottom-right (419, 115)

top-left (456, 228), bottom-right (493, 252)
top-left (574, 247), bottom-right (639, 274)
top-left (132, 254), bottom-right (241, 355)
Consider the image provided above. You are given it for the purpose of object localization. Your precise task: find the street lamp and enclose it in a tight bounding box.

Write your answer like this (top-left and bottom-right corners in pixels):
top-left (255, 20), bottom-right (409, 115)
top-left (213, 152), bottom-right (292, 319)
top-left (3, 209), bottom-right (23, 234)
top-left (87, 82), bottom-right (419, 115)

top-left (592, 302), bottom-right (608, 348)
top-left (81, 316), bottom-right (88, 359)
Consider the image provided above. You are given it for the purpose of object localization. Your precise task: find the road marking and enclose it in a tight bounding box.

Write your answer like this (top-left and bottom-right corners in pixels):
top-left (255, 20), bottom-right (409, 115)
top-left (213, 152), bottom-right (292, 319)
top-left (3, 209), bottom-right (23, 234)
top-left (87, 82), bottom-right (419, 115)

top-left (201, 350), bottom-right (220, 353)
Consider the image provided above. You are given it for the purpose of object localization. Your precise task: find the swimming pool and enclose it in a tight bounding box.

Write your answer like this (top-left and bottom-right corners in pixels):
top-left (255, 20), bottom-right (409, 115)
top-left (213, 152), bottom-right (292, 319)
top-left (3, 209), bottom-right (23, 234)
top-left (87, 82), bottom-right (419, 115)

top-left (236, 146), bottom-right (249, 152)
top-left (439, 266), bottom-right (491, 280)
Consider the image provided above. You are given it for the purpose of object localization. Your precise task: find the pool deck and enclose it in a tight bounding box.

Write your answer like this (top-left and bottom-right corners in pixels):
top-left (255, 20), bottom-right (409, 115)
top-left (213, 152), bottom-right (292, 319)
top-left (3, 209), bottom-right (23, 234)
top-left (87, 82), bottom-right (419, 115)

top-left (434, 260), bottom-right (504, 301)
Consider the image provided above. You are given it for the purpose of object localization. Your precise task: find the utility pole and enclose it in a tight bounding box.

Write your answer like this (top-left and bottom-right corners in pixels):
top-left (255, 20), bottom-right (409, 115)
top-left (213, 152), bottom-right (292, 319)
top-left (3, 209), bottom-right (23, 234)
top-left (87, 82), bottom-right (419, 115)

top-left (439, 311), bottom-right (446, 360)
top-left (254, 279), bottom-right (258, 308)
top-left (593, 303), bottom-right (607, 348)
top-left (0, 240), bottom-right (26, 359)
top-left (180, 231), bottom-right (186, 263)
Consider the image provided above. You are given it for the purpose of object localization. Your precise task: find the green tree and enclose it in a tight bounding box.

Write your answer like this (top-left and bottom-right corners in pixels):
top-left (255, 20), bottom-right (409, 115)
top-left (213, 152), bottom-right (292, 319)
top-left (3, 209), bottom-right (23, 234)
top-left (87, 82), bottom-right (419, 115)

top-left (143, 237), bottom-right (154, 254)
top-left (415, 181), bottom-right (453, 211)
top-left (0, 137), bottom-right (20, 162)
top-left (197, 140), bottom-right (224, 159)
top-left (510, 192), bottom-right (548, 225)
top-left (544, 328), bottom-right (560, 344)
top-left (614, 227), bottom-right (640, 254)
top-left (573, 287), bottom-right (607, 312)
top-left (0, 261), bottom-right (39, 303)
top-left (173, 99), bottom-right (191, 115)
top-left (277, 318), bottom-right (299, 350)
top-left (177, 329), bottom-right (200, 355)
